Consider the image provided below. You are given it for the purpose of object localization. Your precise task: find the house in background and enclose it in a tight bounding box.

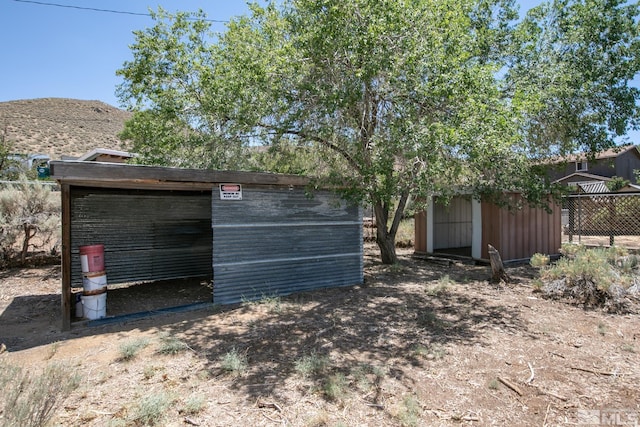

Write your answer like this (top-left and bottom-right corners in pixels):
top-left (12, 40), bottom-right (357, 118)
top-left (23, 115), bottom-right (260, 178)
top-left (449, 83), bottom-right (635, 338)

top-left (546, 145), bottom-right (640, 186)
top-left (75, 148), bottom-right (137, 163)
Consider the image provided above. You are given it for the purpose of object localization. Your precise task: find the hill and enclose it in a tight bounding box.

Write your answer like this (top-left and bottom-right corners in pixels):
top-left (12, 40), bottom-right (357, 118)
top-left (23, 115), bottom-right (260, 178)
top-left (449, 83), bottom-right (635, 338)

top-left (0, 98), bottom-right (132, 160)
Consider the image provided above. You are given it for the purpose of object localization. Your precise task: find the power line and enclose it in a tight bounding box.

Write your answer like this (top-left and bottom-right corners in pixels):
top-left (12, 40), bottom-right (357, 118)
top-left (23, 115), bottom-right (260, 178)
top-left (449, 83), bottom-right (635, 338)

top-left (12, 0), bottom-right (229, 23)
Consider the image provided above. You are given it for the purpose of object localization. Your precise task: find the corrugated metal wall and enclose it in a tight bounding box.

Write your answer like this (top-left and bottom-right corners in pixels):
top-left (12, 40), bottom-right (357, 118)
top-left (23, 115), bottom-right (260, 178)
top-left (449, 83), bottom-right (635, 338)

top-left (212, 186), bottom-right (363, 304)
top-left (481, 194), bottom-right (562, 260)
top-left (70, 188), bottom-right (212, 286)
top-left (433, 196), bottom-right (473, 249)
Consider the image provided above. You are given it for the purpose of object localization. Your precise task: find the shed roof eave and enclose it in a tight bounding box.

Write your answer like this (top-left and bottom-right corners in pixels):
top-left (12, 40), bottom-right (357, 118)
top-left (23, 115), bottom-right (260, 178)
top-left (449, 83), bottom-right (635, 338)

top-left (49, 161), bottom-right (310, 188)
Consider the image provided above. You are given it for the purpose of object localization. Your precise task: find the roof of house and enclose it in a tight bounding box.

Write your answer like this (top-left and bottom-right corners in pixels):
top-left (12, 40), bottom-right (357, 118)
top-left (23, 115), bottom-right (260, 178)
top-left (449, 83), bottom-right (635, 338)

top-left (76, 148), bottom-right (137, 162)
top-left (558, 144), bottom-right (640, 163)
top-left (552, 172), bottom-right (612, 184)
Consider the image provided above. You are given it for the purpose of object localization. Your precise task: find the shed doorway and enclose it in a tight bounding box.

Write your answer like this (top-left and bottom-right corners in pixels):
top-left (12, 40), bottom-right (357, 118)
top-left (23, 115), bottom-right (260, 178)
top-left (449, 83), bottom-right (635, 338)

top-left (69, 188), bottom-right (213, 321)
top-left (433, 196), bottom-right (473, 257)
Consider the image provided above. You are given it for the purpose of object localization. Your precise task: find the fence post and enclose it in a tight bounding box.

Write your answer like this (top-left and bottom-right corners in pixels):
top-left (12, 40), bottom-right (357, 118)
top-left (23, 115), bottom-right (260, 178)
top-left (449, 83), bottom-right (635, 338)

top-left (568, 197), bottom-right (574, 243)
top-left (608, 195), bottom-right (615, 246)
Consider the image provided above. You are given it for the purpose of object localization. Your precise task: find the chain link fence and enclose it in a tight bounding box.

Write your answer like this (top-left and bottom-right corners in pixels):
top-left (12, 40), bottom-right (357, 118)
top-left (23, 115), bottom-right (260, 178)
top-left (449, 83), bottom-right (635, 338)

top-left (562, 193), bottom-right (640, 247)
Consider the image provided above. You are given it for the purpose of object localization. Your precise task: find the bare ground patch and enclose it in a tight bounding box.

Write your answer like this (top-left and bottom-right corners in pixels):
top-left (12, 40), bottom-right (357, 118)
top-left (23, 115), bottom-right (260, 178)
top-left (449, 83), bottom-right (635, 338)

top-left (1, 245), bottom-right (639, 426)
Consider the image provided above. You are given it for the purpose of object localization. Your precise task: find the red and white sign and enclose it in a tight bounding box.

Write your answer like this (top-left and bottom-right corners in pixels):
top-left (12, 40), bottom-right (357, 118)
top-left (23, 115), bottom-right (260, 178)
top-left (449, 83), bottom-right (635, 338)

top-left (219, 184), bottom-right (242, 200)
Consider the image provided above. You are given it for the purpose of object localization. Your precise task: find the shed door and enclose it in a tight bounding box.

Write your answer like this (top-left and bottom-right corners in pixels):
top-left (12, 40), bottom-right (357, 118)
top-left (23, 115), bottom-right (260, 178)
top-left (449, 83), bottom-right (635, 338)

top-left (211, 186), bottom-right (363, 304)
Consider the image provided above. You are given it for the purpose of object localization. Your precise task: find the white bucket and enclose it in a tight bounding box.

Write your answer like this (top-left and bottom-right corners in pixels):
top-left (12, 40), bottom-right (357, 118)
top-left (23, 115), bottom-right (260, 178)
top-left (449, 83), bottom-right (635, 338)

top-left (81, 293), bottom-right (106, 320)
top-left (82, 271), bottom-right (107, 294)
top-left (75, 294), bottom-right (83, 318)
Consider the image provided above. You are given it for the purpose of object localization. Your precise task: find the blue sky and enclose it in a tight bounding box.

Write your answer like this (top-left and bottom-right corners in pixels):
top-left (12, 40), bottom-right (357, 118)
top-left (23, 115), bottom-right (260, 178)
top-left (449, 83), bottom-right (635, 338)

top-left (0, 0), bottom-right (638, 143)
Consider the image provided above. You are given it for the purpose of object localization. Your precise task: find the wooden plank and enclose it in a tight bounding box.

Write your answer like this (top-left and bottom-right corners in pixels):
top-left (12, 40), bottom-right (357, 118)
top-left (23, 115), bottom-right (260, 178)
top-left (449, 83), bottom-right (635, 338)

top-left (61, 184), bottom-right (72, 331)
top-left (414, 211), bottom-right (427, 253)
top-left (50, 161), bottom-right (309, 187)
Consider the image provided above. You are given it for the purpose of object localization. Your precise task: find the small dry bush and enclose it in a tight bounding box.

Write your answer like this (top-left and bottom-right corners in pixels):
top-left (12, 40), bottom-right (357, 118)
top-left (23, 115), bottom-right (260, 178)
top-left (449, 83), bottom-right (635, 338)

top-left (0, 359), bottom-right (80, 427)
top-left (220, 348), bottom-right (248, 375)
top-left (295, 351), bottom-right (330, 379)
top-left (0, 178), bottom-right (60, 266)
top-left (536, 245), bottom-right (639, 312)
top-left (128, 392), bottom-right (172, 426)
top-left (156, 333), bottom-right (189, 355)
top-left (118, 338), bottom-right (150, 362)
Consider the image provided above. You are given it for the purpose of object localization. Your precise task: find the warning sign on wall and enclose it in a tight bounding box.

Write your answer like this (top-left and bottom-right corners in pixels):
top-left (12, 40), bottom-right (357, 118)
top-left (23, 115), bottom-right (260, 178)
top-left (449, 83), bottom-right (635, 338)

top-left (219, 184), bottom-right (242, 200)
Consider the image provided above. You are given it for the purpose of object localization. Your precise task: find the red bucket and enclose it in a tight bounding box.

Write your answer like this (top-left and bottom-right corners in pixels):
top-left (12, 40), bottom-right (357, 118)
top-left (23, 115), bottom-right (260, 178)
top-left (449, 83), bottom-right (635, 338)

top-left (79, 244), bottom-right (104, 273)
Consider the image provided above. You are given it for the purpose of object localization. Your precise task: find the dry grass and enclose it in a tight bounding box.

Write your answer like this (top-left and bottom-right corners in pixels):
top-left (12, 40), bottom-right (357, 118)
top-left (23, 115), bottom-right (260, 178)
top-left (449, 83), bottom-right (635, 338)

top-left (1, 244), bottom-right (639, 426)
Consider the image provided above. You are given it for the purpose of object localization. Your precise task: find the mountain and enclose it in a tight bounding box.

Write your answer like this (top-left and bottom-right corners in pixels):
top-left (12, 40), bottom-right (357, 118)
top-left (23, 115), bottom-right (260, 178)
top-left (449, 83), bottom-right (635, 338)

top-left (0, 98), bottom-right (133, 160)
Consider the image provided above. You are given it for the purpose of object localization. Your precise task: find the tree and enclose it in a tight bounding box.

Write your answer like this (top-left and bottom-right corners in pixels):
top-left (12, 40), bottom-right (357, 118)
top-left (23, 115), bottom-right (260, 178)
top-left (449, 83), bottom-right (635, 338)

top-left (605, 176), bottom-right (630, 192)
top-left (117, 0), bottom-right (640, 264)
top-left (507, 0), bottom-right (640, 158)
top-left (118, 0), bottom-right (524, 264)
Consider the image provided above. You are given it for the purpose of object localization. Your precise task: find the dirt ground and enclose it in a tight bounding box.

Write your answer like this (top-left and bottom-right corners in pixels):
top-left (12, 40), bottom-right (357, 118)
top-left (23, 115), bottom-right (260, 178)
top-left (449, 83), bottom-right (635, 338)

top-left (1, 244), bottom-right (639, 426)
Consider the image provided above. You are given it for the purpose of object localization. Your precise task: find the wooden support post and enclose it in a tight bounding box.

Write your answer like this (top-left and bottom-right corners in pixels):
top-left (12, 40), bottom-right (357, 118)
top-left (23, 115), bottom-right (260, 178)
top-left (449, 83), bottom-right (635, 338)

top-left (61, 184), bottom-right (72, 331)
top-left (488, 244), bottom-right (510, 283)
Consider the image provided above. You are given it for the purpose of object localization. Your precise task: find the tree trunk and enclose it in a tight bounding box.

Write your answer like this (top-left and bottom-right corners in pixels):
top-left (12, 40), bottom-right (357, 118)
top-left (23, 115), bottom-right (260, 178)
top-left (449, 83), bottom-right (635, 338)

top-left (373, 199), bottom-right (398, 265)
top-left (21, 224), bottom-right (37, 263)
top-left (488, 244), bottom-right (510, 283)
top-left (376, 226), bottom-right (398, 264)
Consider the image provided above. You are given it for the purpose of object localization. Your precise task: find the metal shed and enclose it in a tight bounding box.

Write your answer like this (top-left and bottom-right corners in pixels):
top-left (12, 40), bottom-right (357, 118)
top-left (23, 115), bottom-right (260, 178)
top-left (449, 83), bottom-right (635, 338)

top-left (414, 193), bottom-right (562, 262)
top-left (51, 161), bottom-right (363, 330)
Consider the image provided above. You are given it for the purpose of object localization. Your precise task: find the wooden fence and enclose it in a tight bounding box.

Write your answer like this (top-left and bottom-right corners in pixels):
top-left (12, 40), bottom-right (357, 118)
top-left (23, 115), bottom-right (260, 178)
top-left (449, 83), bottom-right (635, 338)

top-left (563, 193), bottom-right (640, 246)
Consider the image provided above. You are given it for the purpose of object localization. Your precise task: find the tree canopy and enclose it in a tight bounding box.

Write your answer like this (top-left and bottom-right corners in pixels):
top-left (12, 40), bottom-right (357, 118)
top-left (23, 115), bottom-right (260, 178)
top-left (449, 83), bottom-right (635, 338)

top-left (117, 0), bottom-right (640, 263)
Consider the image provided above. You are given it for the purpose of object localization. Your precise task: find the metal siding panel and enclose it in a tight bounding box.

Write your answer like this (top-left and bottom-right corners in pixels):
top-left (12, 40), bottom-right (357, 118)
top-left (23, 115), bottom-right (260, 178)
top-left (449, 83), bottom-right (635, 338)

top-left (70, 188), bottom-right (212, 286)
top-left (433, 197), bottom-right (472, 249)
top-left (212, 187), bottom-right (363, 304)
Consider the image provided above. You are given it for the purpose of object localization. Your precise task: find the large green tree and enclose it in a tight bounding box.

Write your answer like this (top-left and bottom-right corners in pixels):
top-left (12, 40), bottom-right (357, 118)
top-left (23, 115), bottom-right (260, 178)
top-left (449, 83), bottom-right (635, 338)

top-left (118, 0), bottom-right (521, 264)
top-left (507, 0), bottom-right (640, 157)
top-left (117, 0), bottom-right (640, 264)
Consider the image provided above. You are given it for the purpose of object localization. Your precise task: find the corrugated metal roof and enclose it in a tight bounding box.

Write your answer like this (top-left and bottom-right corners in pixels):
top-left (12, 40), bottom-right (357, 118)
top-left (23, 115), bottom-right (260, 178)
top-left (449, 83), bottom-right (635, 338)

top-left (576, 181), bottom-right (609, 193)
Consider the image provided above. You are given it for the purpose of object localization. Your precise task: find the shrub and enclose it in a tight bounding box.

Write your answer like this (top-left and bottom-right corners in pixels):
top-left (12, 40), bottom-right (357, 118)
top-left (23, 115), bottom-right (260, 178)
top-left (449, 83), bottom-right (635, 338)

top-left (118, 338), bottom-right (150, 361)
top-left (0, 177), bottom-right (60, 265)
top-left (323, 373), bottom-right (348, 401)
top-left (396, 395), bottom-right (422, 427)
top-left (537, 246), bottom-right (636, 312)
top-left (0, 360), bottom-right (80, 427)
top-left (530, 253), bottom-right (550, 268)
top-left (294, 352), bottom-right (329, 379)
top-left (156, 334), bottom-right (189, 355)
top-left (182, 394), bottom-right (206, 415)
top-left (220, 348), bottom-right (248, 375)
top-left (129, 392), bottom-right (171, 426)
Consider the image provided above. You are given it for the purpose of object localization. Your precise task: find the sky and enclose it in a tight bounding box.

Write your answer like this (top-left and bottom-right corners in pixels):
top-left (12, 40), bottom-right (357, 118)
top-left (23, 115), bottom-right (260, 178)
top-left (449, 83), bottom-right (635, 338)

top-left (0, 0), bottom-right (638, 143)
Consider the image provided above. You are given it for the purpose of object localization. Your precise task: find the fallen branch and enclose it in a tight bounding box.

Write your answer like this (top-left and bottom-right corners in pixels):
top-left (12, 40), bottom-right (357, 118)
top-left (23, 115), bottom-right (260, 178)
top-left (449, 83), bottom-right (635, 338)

top-left (257, 399), bottom-right (283, 413)
top-left (542, 404), bottom-right (551, 427)
top-left (526, 362), bottom-right (535, 384)
top-left (497, 376), bottom-right (522, 396)
top-left (528, 384), bottom-right (568, 402)
top-left (539, 389), bottom-right (568, 402)
top-left (184, 417), bottom-right (201, 426)
top-left (570, 366), bottom-right (621, 376)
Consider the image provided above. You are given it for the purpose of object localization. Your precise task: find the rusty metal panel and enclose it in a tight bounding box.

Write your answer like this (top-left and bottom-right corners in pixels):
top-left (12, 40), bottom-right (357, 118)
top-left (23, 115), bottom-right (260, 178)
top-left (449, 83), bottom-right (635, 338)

top-left (481, 194), bottom-right (561, 261)
top-left (70, 188), bottom-right (212, 287)
top-left (212, 186), bottom-right (363, 304)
